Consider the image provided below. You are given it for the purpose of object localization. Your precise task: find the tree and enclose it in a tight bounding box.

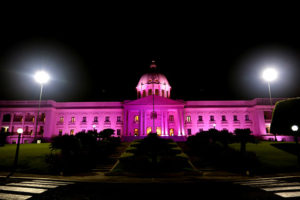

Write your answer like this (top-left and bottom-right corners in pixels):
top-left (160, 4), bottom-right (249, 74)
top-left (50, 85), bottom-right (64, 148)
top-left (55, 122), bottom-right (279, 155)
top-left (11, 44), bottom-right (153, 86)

top-left (271, 98), bottom-right (300, 136)
top-left (99, 129), bottom-right (114, 140)
top-left (234, 128), bottom-right (253, 155)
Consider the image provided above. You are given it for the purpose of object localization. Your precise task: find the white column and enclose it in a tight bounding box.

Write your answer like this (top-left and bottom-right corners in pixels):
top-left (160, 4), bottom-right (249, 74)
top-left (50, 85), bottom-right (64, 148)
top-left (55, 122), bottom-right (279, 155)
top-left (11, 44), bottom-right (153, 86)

top-left (181, 110), bottom-right (185, 136)
top-left (177, 110), bottom-right (181, 136)
top-left (165, 111), bottom-right (168, 136)
top-left (161, 112), bottom-right (164, 136)
top-left (140, 110), bottom-right (143, 136)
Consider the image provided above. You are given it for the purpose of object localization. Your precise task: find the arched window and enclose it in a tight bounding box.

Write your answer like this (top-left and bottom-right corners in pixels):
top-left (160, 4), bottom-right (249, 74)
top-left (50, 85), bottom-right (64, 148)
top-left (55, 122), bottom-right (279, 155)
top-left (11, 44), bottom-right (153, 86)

top-left (161, 90), bottom-right (165, 97)
top-left (134, 128), bottom-right (139, 136)
top-left (142, 90), bottom-right (146, 97)
top-left (148, 89), bottom-right (152, 96)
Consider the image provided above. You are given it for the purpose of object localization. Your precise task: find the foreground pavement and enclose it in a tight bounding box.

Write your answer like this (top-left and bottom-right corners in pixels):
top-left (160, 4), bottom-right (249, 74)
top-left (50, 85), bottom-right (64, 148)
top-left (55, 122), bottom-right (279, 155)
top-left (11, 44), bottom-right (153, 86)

top-left (2, 173), bottom-right (300, 199)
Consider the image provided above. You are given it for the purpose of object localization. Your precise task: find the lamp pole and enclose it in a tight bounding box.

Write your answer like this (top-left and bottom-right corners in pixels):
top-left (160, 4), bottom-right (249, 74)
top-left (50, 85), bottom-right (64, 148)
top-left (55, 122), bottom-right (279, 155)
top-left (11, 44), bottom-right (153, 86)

top-left (34, 71), bottom-right (49, 141)
top-left (7, 128), bottom-right (23, 178)
top-left (262, 68), bottom-right (278, 141)
top-left (34, 84), bottom-right (43, 140)
top-left (292, 125), bottom-right (300, 163)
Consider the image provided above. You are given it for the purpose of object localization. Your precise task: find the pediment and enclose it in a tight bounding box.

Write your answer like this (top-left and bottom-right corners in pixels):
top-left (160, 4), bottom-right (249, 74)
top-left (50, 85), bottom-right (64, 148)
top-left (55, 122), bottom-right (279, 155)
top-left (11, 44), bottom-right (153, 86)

top-left (124, 96), bottom-right (184, 106)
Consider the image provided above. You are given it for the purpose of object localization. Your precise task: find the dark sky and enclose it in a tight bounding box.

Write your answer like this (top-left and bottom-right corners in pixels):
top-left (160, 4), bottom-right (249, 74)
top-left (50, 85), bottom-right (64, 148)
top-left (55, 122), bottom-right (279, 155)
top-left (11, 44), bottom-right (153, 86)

top-left (1, 5), bottom-right (300, 102)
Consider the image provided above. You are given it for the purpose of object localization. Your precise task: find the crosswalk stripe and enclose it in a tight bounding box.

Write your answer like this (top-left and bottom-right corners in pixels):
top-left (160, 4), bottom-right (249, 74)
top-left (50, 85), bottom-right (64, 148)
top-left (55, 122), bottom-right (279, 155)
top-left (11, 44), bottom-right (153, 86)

top-left (0, 186), bottom-right (47, 194)
top-left (0, 192), bottom-right (32, 200)
top-left (7, 183), bottom-right (58, 189)
top-left (20, 181), bottom-right (69, 186)
top-left (262, 186), bottom-right (300, 192)
top-left (275, 191), bottom-right (300, 198)
top-left (30, 180), bottom-right (74, 184)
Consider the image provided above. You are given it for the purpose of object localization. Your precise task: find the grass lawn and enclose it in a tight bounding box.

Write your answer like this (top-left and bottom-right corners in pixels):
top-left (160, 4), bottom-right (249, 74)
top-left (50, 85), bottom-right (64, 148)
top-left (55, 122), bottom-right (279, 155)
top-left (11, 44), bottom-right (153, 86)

top-left (0, 143), bottom-right (53, 174)
top-left (229, 142), bottom-right (300, 173)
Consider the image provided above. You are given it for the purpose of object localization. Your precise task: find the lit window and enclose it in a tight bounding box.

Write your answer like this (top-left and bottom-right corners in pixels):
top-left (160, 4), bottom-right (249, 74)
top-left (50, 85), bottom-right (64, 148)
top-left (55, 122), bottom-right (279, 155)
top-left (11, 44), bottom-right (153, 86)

top-left (186, 116), bottom-right (191, 122)
top-left (71, 117), bottom-right (75, 123)
top-left (134, 115), bottom-right (139, 122)
top-left (70, 129), bottom-right (74, 135)
top-left (169, 128), bottom-right (174, 136)
top-left (134, 128), bottom-right (139, 136)
top-left (169, 115), bottom-right (174, 122)
top-left (147, 127), bottom-right (152, 134)
top-left (59, 117), bottom-right (64, 123)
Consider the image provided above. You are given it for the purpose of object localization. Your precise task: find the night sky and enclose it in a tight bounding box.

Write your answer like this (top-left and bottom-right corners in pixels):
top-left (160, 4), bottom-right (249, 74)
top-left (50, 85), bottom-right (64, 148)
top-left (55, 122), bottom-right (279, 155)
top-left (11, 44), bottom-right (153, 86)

top-left (0, 5), bottom-right (300, 102)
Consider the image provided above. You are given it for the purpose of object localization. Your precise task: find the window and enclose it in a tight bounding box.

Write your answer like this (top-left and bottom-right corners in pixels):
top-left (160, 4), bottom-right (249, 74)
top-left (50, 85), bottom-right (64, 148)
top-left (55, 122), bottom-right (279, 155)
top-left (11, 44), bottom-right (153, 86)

top-left (169, 128), bottom-right (174, 136)
top-left (94, 116), bottom-right (98, 122)
top-left (70, 129), bottom-right (74, 135)
top-left (210, 116), bottom-right (214, 121)
top-left (222, 115), bottom-right (226, 121)
top-left (264, 111), bottom-right (272, 120)
top-left (142, 90), bottom-right (146, 97)
top-left (59, 129), bottom-right (63, 136)
top-left (137, 91), bottom-right (141, 98)
top-left (198, 115), bottom-right (203, 121)
top-left (117, 116), bottom-right (121, 122)
top-left (71, 117), bottom-right (75, 123)
top-left (134, 128), bottom-right (139, 136)
top-left (187, 129), bottom-right (192, 136)
top-left (162, 90), bottom-right (165, 97)
top-left (169, 115), bottom-right (174, 122)
top-left (155, 89), bottom-right (159, 96)
top-left (147, 127), bottom-right (152, 134)
top-left (233, 115), bottom-right (238, 121)
top-left (186, 116), bottom-right (191, 123)
top-left (105, 116), bottom-right (110, 122)
top-left (82, 117), bottom-right (87, 122)
top-left (245, 115), bottom-right (250, 121)
top-left (59, 117), bottom-right (64, 123)
top-left (148, 89), bottom-right (152, 96)
top-left (167, 91), bottom-right (169, 98)
top-left (199, 128), bottom-right (203, 133)
top-left (39, 126), bottom-right (44, 135)
top-left (2, 114), bottom-right (11, 122)
top-left (117, 129), bottom-right (121, 136)
top-left (134, 115), bottom-right (139, 122)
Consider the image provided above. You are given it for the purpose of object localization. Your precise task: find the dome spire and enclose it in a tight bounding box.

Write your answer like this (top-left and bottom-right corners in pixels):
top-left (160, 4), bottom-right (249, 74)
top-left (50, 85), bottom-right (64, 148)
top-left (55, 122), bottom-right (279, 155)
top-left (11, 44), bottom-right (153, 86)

top-left (150, 60), bottom-right (157, 69)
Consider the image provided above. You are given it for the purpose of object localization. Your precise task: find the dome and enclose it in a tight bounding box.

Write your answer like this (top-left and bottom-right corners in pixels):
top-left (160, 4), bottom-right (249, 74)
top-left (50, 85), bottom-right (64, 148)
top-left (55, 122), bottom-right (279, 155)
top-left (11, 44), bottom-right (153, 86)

top-left (136, 61), bottom-right (172, 99)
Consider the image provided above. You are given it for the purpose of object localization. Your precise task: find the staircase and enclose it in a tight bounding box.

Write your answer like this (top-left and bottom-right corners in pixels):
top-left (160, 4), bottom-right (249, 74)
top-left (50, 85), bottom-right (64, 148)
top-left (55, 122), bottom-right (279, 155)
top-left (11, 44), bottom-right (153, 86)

top-left (91, 143), bottom-right (130, 173)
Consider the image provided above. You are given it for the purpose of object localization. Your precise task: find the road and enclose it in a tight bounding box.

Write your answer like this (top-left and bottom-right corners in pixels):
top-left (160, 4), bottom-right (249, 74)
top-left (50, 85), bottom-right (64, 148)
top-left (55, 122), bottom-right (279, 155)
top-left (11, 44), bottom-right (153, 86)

top-left (2, 176), bottom-right (300, 199)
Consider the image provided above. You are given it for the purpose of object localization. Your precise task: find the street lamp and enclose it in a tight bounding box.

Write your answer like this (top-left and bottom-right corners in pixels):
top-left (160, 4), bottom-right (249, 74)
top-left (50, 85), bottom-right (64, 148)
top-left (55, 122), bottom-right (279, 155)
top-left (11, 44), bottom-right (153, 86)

top-left (291, 125), bottom-right (300, 163)
top-left (92, 124), bottom-right (96, 131)
top-left (7, 128), bottom-right (23, 178)
top-left (34, 71), bottom-right (50, 140)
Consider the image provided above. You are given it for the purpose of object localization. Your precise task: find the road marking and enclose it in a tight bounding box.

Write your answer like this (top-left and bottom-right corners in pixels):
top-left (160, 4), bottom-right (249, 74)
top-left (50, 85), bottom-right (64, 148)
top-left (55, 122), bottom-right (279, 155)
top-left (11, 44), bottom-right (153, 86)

top-left (7, 183), bottom-right (58, 188)
top-left (20, 181), bottom-right (69, 186)
top-left (262, 186), bottom-right (300, 192)
top-left (275, 191), bottom-right (300, 198)
top-left (0, 186), bottom-right (47, 194)
top-left (0, 193), bottom-right (32, 200)
top-left (31, 180), bottom-right (74, 185)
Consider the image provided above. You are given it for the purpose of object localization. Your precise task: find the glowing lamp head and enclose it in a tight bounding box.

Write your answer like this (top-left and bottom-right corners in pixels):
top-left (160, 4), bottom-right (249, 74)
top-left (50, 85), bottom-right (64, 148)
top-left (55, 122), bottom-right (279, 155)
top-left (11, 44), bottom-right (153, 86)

top-left (34, 71), bottom-right (50, 84)
top-left (92, 125), bottom-right (96, 129)
top-left (17, 128), bottom-right (23, 134)
top-left (291, 125), bottom-right (299, 132)
top-left (262, 68), bottom-right (278, 82)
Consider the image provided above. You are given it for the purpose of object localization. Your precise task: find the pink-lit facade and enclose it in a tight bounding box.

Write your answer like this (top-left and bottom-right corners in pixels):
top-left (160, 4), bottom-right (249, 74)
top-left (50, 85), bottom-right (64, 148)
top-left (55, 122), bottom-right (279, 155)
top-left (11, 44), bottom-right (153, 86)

top-left (0, 63), bottom-right (291, 143)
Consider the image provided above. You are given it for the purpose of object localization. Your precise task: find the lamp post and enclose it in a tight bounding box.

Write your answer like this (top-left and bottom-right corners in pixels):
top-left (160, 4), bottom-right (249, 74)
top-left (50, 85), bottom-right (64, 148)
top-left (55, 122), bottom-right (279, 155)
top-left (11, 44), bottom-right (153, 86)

top-left (291, 125), bottom-right (300, 163)
top-left (34, 71), bottom-right (50, 141)
top-left (262, 68), bottom-right (278, 141)
top-left (7, 128), bottom-right (23, 178)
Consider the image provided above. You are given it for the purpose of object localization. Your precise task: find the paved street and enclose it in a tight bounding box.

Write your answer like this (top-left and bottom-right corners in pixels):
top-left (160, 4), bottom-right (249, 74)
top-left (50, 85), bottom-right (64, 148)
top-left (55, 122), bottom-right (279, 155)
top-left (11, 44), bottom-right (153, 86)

top-left (3, 176), bottom-right (300, 199)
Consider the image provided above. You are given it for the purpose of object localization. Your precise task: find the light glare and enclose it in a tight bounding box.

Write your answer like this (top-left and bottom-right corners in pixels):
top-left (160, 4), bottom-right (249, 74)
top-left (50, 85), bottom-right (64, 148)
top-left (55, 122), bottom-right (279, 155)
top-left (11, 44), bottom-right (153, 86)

top-left (17, 128), bottom-right (23, 134)
top-left (291, 125), bottom-right (299, 132)
top-left (34, 71), bottom-right (50, 84)
top-left (262, 68), bottom-right (278, 82)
